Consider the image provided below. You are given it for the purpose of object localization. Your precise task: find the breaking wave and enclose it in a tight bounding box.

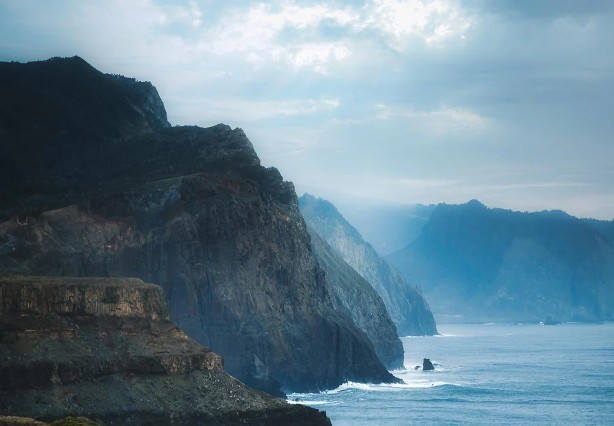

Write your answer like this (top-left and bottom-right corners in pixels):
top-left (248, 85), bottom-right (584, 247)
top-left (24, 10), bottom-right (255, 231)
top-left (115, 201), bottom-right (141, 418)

top-left (287, 378), bottom-right (464, 402)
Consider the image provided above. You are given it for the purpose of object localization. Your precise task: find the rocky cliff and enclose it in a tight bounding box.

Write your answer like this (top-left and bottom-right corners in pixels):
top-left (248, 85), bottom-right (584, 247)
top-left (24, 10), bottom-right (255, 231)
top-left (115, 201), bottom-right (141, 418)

top-left (299, 194), bottom-right (438, 336)
top-left (0, 276), bottom-right (330, 425)
top-left (0, 56), bottom-right (397, 395)
top-left (0, 276), bottom-right (168, 320)
top-left (387, 200), bottom-right (614, 323)
top-left (307, 228), bottom-right (404, 369)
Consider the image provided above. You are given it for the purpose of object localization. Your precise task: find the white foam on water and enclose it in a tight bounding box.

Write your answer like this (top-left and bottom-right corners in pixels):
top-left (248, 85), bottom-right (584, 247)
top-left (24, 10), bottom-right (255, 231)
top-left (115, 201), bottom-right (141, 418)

top-left (403, 333), bottom-right (465, 338)
top-left (286, 399), bottom-right (331, 405)
top-left (287, 378), bottom-right (461, 401)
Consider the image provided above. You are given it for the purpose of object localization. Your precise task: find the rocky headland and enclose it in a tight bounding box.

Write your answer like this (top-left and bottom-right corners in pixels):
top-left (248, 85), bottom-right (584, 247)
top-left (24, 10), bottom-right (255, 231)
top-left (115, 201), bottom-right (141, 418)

top-left (299, 194), bottom-right (438, 336)
top-left (0, 276), bottom-right (330, 425)
top-left (306, 228), bottom-right (404, 370)
top-left (0, 56), bottom-right (398, 398)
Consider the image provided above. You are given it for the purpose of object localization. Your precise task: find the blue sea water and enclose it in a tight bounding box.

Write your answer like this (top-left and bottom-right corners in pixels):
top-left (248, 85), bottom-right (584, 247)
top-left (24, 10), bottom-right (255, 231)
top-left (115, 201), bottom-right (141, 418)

top-left (289, 323), bottom-right (614, 425)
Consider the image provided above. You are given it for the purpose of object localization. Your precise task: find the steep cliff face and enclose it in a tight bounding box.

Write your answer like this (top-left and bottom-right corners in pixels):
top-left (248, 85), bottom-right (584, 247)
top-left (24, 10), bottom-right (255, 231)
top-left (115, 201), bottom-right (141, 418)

top-left (307, 228), bottom-right (404, 369)
top-left (0, 57), bottom-right (396, 395)
top-left (299, 195), bottom-right (438, 336)
top-left (0, 276), bottom-right (330, 425)
top-left (388, 200), bottom-right (614, 323)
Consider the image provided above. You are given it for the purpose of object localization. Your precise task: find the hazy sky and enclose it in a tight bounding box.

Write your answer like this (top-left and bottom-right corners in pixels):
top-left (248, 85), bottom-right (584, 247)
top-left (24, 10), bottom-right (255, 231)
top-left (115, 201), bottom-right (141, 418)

top-left (1, 0), bottom-right (613, 219)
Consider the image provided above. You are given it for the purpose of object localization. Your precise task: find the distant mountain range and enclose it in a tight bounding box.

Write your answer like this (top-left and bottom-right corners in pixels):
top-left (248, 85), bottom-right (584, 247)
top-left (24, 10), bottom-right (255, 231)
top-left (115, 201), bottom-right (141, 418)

top-left (382, 200), bottom-right (614, 323)
top-left (334, 201), bottom-right (436, 256)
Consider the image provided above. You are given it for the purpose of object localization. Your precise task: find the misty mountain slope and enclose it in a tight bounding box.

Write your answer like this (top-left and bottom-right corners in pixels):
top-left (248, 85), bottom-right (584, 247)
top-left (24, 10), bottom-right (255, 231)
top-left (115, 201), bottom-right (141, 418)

top-left (299, 194), bottom-right (438, 336)
top-left (388, 200), bottom-right (614, 323)
top-left (586, 218), bottom-right (614, 244)
top-left (336, 201), bottom-right (436, 256)
top-left (307, 226), bottom-right (404, 369)
top-left (0, 56), bottom-right (398, 396)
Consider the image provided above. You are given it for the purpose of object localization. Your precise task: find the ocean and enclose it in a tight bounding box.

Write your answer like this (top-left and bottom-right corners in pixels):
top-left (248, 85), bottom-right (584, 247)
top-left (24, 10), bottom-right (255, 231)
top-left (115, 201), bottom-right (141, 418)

top-left (289, 323), bottom-right (614, 425)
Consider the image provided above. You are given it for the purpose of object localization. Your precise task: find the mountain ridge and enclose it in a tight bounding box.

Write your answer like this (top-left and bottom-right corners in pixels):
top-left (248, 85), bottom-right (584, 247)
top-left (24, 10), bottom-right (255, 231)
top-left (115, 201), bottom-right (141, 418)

top-left (387, 200), bottom-right (614, 323)
top-left (0, 56), bottom-right (396, 397)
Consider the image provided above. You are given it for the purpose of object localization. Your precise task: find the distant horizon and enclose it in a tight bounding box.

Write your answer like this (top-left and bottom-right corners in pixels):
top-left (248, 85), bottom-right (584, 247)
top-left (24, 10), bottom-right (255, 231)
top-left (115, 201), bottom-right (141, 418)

top-left (2, 54), bottom-right (611, 221)
top-left (3, 53), bottom-right (611, 220)
top-left (298, 190), bottom-right (614, 221)
top-left (2, 1), bottom-right (612, 220)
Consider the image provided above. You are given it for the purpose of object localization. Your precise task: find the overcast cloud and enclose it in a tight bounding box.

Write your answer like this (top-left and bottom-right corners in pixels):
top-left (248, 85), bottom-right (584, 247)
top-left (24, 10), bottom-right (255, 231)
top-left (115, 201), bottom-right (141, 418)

top-left (1, 0), bottom-right (613, 219)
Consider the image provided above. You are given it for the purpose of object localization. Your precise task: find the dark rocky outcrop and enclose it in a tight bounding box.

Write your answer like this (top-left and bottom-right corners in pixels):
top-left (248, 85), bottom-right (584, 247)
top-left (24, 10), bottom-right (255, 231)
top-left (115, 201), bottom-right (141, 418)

top-left (0, 276), bottom-right (330, 425)
top-left (299, 194), bottom-right (438, 336)
top-left (0, 416), bottom-right (101, 426)
top-left (422, 358), bottom-right (434, 371)
top-left (0, 416), bottom-right (49, 426)
top-left (307, 227), bottom-right (404, 370)
top-left (0, 57), bottom-right (397, 395)
top-left (0, 276), bottom-right (168, 320)
top-left (388, 200), bottom-right (614, 323)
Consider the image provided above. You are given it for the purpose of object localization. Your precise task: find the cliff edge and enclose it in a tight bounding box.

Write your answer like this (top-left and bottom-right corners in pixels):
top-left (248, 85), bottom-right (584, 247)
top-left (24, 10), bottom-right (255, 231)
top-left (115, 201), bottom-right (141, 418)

top-left (0, 56), bottom-right (397, 395)
top-left (0, 276), bottom-right (330, 425)
top-left (299, 194), bottom-right (438, 336)
top-left (307, 228), bottom-right (405, 370)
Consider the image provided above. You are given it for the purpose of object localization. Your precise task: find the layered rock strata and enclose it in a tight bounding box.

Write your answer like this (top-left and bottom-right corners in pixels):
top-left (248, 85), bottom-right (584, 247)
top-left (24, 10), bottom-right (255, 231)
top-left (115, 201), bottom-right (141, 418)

top-left (0, 276), bottom-right (330, 425)
top-left (0, 56), bottom-right (397, 394)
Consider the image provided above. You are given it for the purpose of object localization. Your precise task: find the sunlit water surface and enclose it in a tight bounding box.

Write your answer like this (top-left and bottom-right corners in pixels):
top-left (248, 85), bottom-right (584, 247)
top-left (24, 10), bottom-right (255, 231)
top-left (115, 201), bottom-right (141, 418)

top-left (288, 323), bottom-right (614, 425)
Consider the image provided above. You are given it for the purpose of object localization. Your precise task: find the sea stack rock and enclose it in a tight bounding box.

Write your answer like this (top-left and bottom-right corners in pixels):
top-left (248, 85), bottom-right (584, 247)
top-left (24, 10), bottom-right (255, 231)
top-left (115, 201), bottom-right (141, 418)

top-left (423, 358), bottom-right (435, 371)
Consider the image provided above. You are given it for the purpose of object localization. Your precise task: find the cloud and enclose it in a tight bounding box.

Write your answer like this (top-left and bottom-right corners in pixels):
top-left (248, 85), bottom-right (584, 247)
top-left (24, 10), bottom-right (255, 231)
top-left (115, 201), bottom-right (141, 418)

top-left (294, 171), bottom-right (459, 204)
top-left (470, 0), bottom-right (614, 20)
top-left (365, 0), bottom-right (472, 47)
top-left (474, 182), bottom-right (589, 191)
top-left (0, 1), bottom-right (475, 80)
top-left (288, 43), bottom-right (351, 74)
top-left (196, 0), bottom-right (473, 73)
top-left (174, 97), bottom-right (340, 125)
top-left (203, 2), bottom-right (357, 72)
top-left (0, 0), bottom-right (612, 219)
top-left (374, 103), bottom-right (491, 139)
top-left (155, 1), bottom-right (204, 30)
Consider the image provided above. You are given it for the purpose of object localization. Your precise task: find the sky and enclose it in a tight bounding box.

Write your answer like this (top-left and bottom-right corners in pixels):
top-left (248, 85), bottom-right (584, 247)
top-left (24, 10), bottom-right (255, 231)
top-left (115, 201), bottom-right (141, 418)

top-left (1, 0), bottom-right (613, 219)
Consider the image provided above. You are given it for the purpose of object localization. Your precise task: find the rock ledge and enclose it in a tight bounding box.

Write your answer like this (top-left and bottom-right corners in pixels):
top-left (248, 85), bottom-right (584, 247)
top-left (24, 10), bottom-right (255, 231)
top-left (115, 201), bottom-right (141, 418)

top-left (0, 276), bottom-right (330, 425)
